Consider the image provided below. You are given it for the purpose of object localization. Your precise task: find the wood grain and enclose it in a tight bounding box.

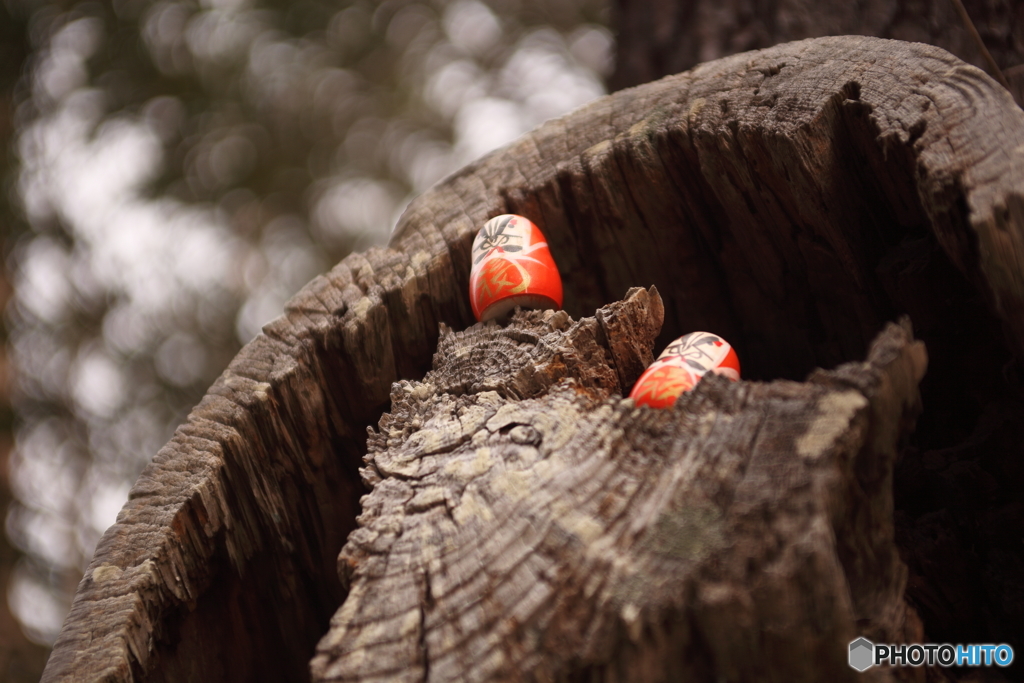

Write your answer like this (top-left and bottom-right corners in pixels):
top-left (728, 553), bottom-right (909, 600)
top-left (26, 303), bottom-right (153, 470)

top-left (43, 36), bottom-right (1024, 681)
top-left (311, 289), bottom-right (926, 682)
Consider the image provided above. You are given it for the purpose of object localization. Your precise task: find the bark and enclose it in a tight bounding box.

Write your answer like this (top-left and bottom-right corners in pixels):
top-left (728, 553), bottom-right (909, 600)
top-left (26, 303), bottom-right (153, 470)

top-left (42, 36), bottom-right (1024, 681)
top-left (609, 0), bottom-right (1024, 105)
top-left (310, 288), bottom-right (926, 682)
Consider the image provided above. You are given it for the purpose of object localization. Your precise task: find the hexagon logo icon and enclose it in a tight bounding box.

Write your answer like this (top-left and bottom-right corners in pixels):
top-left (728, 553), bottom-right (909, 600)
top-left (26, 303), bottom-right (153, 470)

top-left (849, 637), bottom-right (875, 671)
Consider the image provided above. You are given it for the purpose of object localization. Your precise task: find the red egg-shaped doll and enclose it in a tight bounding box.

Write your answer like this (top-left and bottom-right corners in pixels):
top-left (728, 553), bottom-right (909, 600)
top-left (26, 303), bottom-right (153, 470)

top-left (630, 331), bottom-right (740, 408)
top-left (469, 214), bottom-right (563, 322)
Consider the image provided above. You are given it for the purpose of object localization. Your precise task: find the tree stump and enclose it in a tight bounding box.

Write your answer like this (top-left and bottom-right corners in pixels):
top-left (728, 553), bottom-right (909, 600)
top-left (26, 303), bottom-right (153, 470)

top-left (310, 287), bottom-right (926, 682)
top-left (42, 36), bottom-right (1024, 682)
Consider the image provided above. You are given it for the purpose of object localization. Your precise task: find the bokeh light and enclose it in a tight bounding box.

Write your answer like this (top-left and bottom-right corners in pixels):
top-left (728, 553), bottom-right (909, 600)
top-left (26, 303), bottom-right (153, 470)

top-left (4, 0), bottom-right (611, 646)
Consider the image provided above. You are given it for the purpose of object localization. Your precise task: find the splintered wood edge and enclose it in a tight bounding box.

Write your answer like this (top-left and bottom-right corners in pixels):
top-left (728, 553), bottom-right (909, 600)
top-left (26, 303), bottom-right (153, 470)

top-left (45, 35), bottom-right (1024, 681)
top-left (309, 304), bottom-right (926, 681)
top-left (392, 35), bottom-right (1024, 359)
top-left (43, 247), bottom-right (472, 681)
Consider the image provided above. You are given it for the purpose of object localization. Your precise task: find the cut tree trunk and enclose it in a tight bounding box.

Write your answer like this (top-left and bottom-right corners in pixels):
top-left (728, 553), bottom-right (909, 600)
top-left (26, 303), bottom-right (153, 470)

top-left (310, 287), bottom-right (927, 682)
top-left (43, 35), bottom-right (1024, 682)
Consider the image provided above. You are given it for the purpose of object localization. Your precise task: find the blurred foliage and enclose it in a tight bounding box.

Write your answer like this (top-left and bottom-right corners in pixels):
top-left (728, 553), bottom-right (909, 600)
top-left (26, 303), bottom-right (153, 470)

top-left (0, 0), bottom-right (610, 655)
top-left (1, 2), bottom-right (57, 679)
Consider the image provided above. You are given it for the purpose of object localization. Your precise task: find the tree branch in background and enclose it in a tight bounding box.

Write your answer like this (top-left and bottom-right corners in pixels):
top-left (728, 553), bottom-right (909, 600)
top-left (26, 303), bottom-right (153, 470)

top-left (949, 0), bottom-right (1013, 94)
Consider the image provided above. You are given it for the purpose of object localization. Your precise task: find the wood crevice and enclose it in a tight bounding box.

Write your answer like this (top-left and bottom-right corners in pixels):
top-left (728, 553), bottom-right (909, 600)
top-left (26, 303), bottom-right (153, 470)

top-left (42, 36), bottom-right (1024, 682)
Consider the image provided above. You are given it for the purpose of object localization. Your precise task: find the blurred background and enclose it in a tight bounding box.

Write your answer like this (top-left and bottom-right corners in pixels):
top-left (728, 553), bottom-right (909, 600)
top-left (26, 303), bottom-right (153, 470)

top-left (0, 0), bottom-right (1019, 679)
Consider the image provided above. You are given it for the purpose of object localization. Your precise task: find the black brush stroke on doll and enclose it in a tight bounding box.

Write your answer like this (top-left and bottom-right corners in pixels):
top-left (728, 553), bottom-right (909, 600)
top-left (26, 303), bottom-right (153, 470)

top-left (474, 215), bottom-right (523, 263)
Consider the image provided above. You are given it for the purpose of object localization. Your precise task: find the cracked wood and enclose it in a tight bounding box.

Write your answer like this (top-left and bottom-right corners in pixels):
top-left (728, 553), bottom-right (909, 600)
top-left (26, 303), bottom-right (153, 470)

top-left (310, 288), bottom-right (927, 682)
top-left (43, 36), bottom-right (1024, 682)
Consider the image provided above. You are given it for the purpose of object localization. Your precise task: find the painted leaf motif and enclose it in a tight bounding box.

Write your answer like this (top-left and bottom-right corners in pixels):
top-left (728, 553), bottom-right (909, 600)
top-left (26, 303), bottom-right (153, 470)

top-left (633, 366), bottom-right (695, 405)
top-left (476, 257), bottom-right (530, 302)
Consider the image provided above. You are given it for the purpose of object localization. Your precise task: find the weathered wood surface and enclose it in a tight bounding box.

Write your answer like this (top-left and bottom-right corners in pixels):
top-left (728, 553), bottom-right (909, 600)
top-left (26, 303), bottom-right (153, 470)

top-left (43, 36), bottom-right (1024, 681)
top-left (311, 288), bottom-right (926, 682)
